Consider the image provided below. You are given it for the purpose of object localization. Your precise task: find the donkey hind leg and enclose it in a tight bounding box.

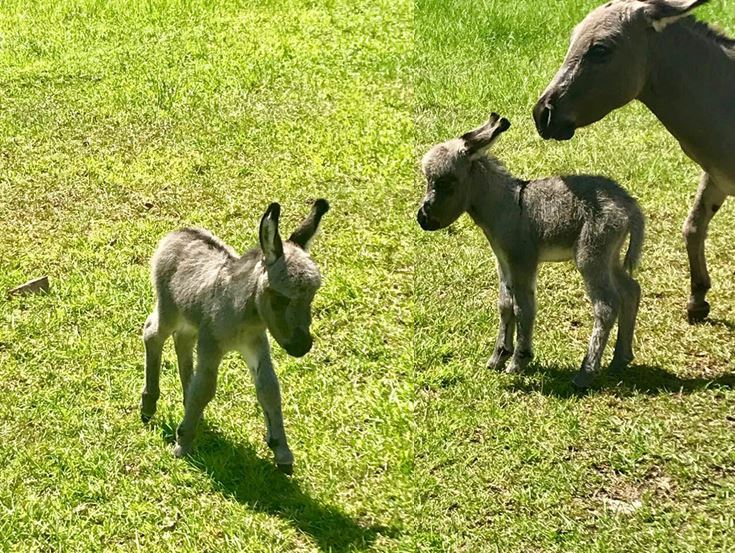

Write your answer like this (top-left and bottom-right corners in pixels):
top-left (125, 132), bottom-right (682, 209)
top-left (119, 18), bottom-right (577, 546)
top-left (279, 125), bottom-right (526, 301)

top-left (241, 336), bottom-right (294, 473)
top-left (173, 330), bottom-right (196, 407)
top-left (174, 334), bottom-right (223, 458)
top-left (487, 271), bottom-right (516, 371)
top-left (610, 266), bottom-right (641, 372)
top-left (141, 308), bottom-right (172, 422)
top-left (574, 263), bottom-right (620, 388)
top-left (684, 172), bottom-right (727, 324)
top-left (506, 270), bottom-right (537, 375)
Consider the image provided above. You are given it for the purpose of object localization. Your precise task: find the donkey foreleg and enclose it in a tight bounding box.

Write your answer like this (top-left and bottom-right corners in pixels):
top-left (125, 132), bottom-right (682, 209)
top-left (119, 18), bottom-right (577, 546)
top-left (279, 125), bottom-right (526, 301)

top-left (173, 330), bottom-right (196, 407)
top-left (174, 334), bottom-right (223, 458)
top-left (241, 336), bottom-right (294, 472)
top-left (506, 270), bottom-right (537, 374)
top-left (683, 172), bottom-right (726, 323)
top-left (488, 266), bottom-right (515, 371)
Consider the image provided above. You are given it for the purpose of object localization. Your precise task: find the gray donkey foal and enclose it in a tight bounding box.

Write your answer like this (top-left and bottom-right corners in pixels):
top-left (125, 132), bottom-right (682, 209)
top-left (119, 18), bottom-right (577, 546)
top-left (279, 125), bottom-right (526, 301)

top-left (141, 199), bottom-right (329, 471)
top-left (417, 114), bottom-right (644, 387)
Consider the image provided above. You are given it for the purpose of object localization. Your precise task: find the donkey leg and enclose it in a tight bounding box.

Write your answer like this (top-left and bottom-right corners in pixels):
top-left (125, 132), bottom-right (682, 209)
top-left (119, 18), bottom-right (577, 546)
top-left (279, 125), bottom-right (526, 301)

top-left (610, 267), bottom-right (641, 371)
top-left (141, 308), bottom-right (171, 422)
top-left (241, 335), bottom-right (294, 473)
top-left (506, 269), bottom-right (537, 374)
top-left (173, 330), bottom-right (196, 407)
top-left (487, 265), bottom-right (516, 371)
top-left (574, 265), bottom-right (620, 388)
top-left (174, 334), bottom-right (223, 458)
top-left (683, 172), bottom-right (727, 323)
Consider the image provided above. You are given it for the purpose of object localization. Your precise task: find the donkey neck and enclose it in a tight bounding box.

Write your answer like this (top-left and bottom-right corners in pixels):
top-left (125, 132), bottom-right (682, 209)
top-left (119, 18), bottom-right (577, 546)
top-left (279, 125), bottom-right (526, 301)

top-left (639, 20), bottom-right (735, 182)
top-left (227, 249), bottom-right (262, 317)
top-left (466, 157), bottom-right (520, 234)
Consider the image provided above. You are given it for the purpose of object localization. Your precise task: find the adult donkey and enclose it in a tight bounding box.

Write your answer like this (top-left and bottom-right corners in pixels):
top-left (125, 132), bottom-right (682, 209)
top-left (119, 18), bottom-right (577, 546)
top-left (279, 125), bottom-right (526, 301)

top-left (533, 0), bottom-right (735, 323)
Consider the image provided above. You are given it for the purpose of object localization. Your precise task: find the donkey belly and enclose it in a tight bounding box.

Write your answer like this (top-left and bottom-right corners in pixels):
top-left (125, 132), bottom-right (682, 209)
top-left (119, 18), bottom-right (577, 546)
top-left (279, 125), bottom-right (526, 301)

top-left (710, 168), bottom-right (735, 196)
top-left (539, 244), bottom-right (574, 262)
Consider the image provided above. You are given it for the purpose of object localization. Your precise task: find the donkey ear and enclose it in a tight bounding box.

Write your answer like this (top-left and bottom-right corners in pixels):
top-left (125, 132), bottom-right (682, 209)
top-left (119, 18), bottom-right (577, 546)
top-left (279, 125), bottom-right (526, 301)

top-left (259, 202), bottom-right (284, 265)
top-left (641, 0), bottom-right (710, 31)
top-left (288, 198), bottom-right (330, 250)
top-left (461, 113), bottom-right (511, 159)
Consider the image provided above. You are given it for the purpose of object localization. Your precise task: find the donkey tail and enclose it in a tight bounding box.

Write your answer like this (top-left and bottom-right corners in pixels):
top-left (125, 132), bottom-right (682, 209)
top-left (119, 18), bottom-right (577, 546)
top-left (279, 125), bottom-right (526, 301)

top-left (624, 203), bottom-right (645, 274)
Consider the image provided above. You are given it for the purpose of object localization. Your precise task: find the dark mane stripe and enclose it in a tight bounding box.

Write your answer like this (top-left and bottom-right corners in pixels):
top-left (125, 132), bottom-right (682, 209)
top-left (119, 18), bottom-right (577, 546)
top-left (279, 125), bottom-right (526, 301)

top-left (179, 228), bottom-right (235, 257)
top-left (684, 16), bottom-right (735, 50)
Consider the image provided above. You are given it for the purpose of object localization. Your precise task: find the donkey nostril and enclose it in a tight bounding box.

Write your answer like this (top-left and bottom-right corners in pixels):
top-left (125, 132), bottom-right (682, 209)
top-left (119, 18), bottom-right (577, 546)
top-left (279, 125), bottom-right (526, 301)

top-left (534, 103), bottom-right (548, 131)
top-left (533, 99), bottom-right (556, 137)
top-left (544, 103), bottom-right (553, 128)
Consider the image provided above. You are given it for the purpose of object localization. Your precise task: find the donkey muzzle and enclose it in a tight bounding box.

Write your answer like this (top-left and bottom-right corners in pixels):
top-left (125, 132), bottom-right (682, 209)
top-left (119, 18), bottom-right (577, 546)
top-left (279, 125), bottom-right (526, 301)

top-left (284, 328), bottom-right (312, 358)
top-left (417, 205), bottom-right (441, 232)
top-left (533, 98), bottom-right (575, 141)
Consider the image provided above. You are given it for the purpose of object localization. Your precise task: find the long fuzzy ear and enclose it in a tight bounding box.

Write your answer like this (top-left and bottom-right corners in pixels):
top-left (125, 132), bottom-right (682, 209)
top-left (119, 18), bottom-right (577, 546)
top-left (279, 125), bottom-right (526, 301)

top-left (259, 203), bottom-right (284, 265)
top-left (641, 0), bottom-right (710, 31)
top-left (461, 113), bottom-right (511, 158)
top-left (288, 198), bottom-right (330, 250)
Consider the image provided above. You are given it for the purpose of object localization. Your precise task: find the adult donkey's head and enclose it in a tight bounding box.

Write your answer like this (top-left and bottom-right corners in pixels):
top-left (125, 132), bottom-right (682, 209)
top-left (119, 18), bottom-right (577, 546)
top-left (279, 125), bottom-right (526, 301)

top-left (533, 0), bottom-right (710, 140)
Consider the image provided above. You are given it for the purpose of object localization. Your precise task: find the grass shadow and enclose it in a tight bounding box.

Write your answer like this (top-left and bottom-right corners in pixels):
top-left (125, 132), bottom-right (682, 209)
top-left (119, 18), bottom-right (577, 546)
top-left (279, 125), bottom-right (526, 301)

top-left (154, 419), bottom-right (394, 552)
top-left (508, 362), bottom-right (735, 399)
top-left (704, 317), bottom-right (735, 332)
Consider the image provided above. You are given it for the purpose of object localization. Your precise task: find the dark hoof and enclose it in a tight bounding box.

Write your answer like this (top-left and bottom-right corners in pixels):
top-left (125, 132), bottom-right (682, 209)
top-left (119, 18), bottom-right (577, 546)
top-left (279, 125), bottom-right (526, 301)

top-left (140, 411), bottom-right (154, 423)
top-left (487, 347), bottom-right (513, 371)
top-left (277, 463), bottom-right (294, 475)
top-left (572, 371), bottom-right (595, 389)
top-left (609, 357), bottom-right (632, 373)
top-left (687, 302), bottom-right (710, 324)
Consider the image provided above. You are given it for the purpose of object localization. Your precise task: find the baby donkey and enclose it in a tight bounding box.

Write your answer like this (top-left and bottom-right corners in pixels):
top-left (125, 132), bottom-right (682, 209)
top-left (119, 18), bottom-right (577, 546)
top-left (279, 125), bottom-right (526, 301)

top-left (417, 114), bottom-right (644, 387)
top-left (141, 199), bottom-right (329, 472)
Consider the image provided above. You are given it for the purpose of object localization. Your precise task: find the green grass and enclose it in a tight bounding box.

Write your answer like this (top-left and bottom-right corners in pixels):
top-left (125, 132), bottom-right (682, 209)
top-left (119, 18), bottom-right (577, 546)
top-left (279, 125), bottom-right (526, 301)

top-left (0, 1), bottom-right (412, 551)
top-left (2, 0), bottom-right (735, 551)
top-left (414, 0), bottom-right (735, 551)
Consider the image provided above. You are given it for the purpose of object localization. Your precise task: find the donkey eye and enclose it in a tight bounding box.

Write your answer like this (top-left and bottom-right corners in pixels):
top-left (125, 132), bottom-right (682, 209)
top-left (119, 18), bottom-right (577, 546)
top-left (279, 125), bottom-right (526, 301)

top-left (586, 43), bottom-right (612, 62)
top-left (434, 177), bottom-right (455, 193)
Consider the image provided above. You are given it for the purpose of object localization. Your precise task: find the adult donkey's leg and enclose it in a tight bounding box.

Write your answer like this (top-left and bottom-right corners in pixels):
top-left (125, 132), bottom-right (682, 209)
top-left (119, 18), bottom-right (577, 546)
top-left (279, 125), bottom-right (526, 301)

top-left (487, 263), bottom-right (515, 371)
top-left (241, 334), bottom-right (294, 473)
top-left (683, 172), bottom-right (727, 324)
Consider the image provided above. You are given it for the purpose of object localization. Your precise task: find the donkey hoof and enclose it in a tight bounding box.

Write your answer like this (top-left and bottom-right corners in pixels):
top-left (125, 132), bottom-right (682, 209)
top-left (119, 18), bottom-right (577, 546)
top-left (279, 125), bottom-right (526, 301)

top-left (140, 396), bottom-right (158, 423)
top-left (572, 370), bottom-right (595, 389)
top-left (687, 301), bottom-right (710, 324)
top-left (173, 442), bottom-right (191, 458)
top-left (276, 463), bottom-right (294, 475)
top-left (487, 348), bottom-right (513, 371)
top-left (609, 356), bottom-right (633, 372)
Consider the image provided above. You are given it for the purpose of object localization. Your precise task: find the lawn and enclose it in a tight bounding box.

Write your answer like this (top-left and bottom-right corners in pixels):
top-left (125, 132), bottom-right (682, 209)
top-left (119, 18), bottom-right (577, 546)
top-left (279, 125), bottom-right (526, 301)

top-left (0, 1), bottom-right (412, 551)
top-left (414, 0), bottom-right (735, 551)
top-left (2, 0), bottom-right (734, 551)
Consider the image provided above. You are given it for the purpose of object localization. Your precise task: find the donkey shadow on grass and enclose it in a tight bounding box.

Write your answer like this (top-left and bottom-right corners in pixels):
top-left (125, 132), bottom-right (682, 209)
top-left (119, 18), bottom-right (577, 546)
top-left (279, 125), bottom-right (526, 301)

top-left (509, 362), bottom-right (735, 399)
top-left (155, 418), bottom-right (395, 553)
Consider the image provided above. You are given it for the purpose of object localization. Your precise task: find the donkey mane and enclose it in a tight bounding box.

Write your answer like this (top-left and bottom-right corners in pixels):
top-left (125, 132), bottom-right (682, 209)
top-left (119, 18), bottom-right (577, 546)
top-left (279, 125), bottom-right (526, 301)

top-left (679, 16), bottom-right (735, 50)
top-left (476, 154), bottom-right (523, 187)
top-left (179, 227), bottom-right (236, 258)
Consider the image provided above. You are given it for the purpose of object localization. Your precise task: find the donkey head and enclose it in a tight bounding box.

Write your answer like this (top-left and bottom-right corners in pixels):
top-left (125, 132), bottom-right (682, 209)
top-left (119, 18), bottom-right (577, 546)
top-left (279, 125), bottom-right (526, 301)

top-left (533, 0), bottom-right (710, 140)
top-left (417, 113), bottom-right (510, 231)
top-left (257, 199), bottom-right (329, 357)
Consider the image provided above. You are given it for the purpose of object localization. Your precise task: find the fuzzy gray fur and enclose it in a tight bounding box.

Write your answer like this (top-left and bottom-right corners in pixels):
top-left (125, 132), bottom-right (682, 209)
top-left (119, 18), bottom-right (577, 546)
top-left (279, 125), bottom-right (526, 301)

top-left (141, 200), bottom-right (329, 471)
top-left (417, 114), bottom-right (644, 387)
